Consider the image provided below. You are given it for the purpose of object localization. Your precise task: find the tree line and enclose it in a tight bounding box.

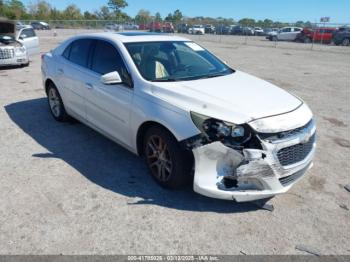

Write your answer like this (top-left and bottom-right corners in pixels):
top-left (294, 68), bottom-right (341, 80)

top-left (0, 0), bottom-right (313, 28)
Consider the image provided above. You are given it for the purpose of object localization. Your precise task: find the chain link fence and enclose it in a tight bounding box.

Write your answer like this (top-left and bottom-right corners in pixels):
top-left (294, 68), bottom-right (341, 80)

top-left (14, 19), bottom-right (350, 53)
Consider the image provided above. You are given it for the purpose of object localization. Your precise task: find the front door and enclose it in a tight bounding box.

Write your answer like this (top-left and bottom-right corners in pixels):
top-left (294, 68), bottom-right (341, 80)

top-left (84, 40), bottom-right (134, 145)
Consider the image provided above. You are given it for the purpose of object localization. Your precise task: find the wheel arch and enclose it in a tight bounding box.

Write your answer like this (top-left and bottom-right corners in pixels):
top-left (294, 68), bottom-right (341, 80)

top-left (44, 78), bottom-right (56, 95)
top-left (136, 121), bottom-right (178, 156)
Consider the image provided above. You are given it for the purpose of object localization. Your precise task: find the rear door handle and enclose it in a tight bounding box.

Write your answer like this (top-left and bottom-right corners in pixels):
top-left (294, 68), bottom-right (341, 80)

top-left (57, 68), bottom-right (64, 74)
top-left (85, 83), bottom-right (94, 89)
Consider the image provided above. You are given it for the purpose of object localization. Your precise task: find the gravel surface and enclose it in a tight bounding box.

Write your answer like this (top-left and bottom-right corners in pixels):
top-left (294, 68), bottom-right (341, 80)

top-left (0, 30), bottom-right (349, 255)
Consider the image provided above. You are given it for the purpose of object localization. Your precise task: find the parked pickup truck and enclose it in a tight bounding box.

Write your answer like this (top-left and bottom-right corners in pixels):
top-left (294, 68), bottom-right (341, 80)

top-left (296, 28), bottom-right (337, 43)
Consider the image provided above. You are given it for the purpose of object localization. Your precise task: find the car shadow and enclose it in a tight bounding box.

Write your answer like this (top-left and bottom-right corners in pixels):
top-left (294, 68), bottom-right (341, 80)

top-left (5, 98), bottom-right (261, 213)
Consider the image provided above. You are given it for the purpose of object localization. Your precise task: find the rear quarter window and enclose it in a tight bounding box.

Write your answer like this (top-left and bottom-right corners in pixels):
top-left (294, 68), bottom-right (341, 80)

top-left (66, 39), bottom-right (93, 68)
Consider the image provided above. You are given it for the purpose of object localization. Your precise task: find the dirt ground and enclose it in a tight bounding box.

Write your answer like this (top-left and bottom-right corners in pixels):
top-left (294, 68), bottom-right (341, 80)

top-left (0, 29), bottom-right (349, 255)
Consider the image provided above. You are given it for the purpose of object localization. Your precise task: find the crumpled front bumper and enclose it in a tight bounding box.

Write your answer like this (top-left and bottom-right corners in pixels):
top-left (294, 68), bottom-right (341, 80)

top-left (192, 122), bottom-right (316, 202)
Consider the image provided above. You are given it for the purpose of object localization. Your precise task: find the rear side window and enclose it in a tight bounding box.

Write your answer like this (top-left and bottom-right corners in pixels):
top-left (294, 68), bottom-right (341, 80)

top-left (91, 40), bottom-right (124, 75)
top-left (67, 39), bottom-right (93, 68)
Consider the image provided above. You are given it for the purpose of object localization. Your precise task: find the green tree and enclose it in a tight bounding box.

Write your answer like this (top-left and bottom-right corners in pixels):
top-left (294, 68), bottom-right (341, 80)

top-left (154, 12), bottom-right (162, 22)
top-left (238, 18), bottom-right (256, 26)
top-left (107, 0), bottom-right (128, 18)
top-left (172, 9), bottom-right (182, 23)
top-left (95, 6), bottom-right (111, 20)
top-left (165, 13), bottom-right (173, 22)
top-left (28, 0), bottom-right (51, 20)
top-left (135, 9), bottom-right (151, 24)
top-left (63, 4), bottom-right (82, 20)
top-left (6, 0), bottom-right (26, 19)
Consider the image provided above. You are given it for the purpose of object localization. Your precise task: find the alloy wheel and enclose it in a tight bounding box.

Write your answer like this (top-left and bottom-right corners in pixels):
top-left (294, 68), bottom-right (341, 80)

top-left (48, 88), bottom-right (61, 117)
top-left (146, 135), bottom-right (173, 182)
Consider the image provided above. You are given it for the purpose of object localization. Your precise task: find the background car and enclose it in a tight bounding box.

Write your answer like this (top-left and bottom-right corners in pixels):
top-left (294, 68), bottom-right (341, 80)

top-left (216, 25), bottom-right (232, 35)
top-left (177, 23), bottom-right (188, 33)
top-left (296, 27), bottom-right (337, 43)
top-left (162, 22), bottom-right (174, 33)
top-left (188, 25), bottom-right (205, 35)
top-left (149, 22), bottom-right (162, 32)
top-left (205, 24), bottom-right (216, 34)
top-left (254, 27), bottom-right (264, 36)
top-left (268, 27), bottom-right (302, 41)
top-left (30, 21), bottom-right (50, 30)
top-left (333, 27), bottom-right (350, 46)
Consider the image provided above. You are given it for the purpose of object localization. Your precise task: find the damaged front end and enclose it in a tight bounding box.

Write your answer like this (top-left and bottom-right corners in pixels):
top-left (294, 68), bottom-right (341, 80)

top-left (184, 105), bottom-right (316, 202)
top-left (0, 20), bottom-right (28, 66)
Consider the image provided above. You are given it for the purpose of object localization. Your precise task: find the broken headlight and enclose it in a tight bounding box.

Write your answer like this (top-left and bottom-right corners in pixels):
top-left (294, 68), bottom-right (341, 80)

top-left (190, 112), bottom-right (251, 144)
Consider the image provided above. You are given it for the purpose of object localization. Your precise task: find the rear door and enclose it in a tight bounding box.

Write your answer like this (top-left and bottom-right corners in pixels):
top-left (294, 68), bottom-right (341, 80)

top-left (18, 28), bottom-right (40, 55)
top-left (83, 39), bottom-right (134, 145)
top-left (291, 27), bottom-right (302, 40)
top-left (57, 39), bottom-right (94, 120)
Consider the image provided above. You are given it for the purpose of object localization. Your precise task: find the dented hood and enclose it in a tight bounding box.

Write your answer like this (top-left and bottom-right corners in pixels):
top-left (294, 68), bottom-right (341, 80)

top-left (147, 71), bottom-right (302, 124)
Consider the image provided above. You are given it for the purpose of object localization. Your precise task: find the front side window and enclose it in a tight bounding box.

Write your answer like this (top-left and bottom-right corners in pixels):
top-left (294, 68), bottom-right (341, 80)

top-left (91, 40), bottom-right (132, 86)
top-left (91, 40), bottom-right (123, 75)
top-left (282, 28), bottom-right (291, 33)
top-left (20, 28), bottom-right (36, 38)
top-left (125, 41), bottom-right (234, 82)
top-left (67, 39), bottom-right (93, 68)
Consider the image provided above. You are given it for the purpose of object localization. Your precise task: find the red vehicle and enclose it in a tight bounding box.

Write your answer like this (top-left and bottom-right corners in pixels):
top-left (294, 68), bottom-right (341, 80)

top-left (162, 22), bottom-right (175, 33)
top-left (149, 22), bottom-right (162, 32)
top-left (296, 27), bottom-right (337, 43)
top-left (138, 24), bottom-right (150, 30)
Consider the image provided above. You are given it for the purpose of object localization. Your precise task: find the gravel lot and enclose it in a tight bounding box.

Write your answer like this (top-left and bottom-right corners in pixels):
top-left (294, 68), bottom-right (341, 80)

top-left (0, 30), bottom-right (349, 255)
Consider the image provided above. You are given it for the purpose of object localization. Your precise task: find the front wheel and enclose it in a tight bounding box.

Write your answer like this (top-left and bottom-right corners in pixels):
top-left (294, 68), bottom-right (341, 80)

top-left (47, 83), bottom-right (69, 122)
top-left (143, 127), bottom-right (192, 189)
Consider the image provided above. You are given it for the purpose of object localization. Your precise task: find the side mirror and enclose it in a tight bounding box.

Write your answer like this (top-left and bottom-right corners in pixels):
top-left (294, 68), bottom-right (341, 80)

top-left (100, 71), bottom-right (122, 85)
top-left (19, 34), bottom-right (26, 40)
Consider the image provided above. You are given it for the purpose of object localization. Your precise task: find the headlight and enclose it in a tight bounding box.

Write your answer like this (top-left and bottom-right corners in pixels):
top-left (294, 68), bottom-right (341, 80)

top-left (190, 112), bottom-right (249, 143)
top-left (15, 46), bottom-right (26, 55)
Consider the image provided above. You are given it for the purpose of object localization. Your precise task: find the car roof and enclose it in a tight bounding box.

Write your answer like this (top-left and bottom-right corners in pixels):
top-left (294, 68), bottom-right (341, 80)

top-left (76, 32), bottom-right (190, 43)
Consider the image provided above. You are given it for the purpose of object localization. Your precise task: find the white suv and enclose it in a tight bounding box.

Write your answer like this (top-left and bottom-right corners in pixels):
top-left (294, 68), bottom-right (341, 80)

top-left (41, 32), bottom-right (316, 202)
top-left (269, 27), bottom-right (303, 41)
top-left (188, 25), bottom-right (205, 35)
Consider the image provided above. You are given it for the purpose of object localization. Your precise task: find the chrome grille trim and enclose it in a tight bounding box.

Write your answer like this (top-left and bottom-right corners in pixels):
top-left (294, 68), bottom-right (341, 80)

top-left (0, 48), bottom-right (15, 59)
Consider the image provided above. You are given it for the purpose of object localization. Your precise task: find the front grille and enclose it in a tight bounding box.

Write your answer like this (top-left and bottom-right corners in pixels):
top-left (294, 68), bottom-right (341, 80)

top-left (277, 133), bottom-right (315, 166)
top-left (0, 48), bottom-right (15, 59)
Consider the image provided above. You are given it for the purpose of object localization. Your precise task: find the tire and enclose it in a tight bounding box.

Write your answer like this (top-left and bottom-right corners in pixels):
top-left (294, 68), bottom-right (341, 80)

top-left (46, 83), bottom-right (69, 122)
top-left (143, 126), bottom-right (192, 189)
top-left (304, 37), bottom-right (311, 44)
top-left (342, 38), bottom-right (350, 46)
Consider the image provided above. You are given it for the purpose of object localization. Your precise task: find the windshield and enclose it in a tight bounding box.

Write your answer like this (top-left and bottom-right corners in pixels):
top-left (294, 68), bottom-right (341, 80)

top-left (125, 41), bottom-right (234, 82)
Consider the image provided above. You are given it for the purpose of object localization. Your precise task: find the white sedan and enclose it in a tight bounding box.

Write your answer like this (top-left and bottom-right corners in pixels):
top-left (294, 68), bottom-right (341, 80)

top-left (41, 32), bottom-right (316, 202)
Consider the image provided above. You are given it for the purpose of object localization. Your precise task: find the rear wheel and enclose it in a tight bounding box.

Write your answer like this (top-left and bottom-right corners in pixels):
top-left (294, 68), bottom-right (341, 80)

top-left (304, 37), bottom-right (311, 43)
top-left (342, 38), bottom-right (350, 46)
top-left (143, 127), bottom-right (192, 189)
top-left (47, 83), bottom-right (69, 122)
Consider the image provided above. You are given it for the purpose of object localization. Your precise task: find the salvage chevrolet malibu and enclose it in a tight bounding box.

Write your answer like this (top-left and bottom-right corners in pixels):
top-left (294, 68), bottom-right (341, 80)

top-left (41, 32), bottom-right (316, 202)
